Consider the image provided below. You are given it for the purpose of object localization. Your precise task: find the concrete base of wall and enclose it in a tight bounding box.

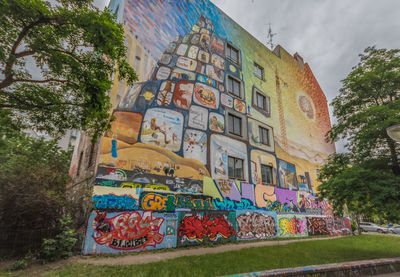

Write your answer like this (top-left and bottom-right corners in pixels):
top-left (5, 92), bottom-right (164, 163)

top-left (226, 257), bottom-right (400, 277)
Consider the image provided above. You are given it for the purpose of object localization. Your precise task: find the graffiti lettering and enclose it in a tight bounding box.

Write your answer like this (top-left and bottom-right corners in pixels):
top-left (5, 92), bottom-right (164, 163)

top-left (278, 216), bottom-right (307, 237)
top-left (110, 236), bottom-right (148, 249)
top-left (141, 193), bottom-right (168, 211)
top-left (326, 217), bottom-right (351, 236)
top-left (213, 198), bottom-right (257, 210)
top-left (91, 211), bottom-right (164, 250)
top-left (93, 194), bottom-right (138, 210)
top-left (307, 217), bottom-right (330, 235)
top-left (140, 192), bottom-right (214, 212)
top-left (236, 212), bottom-right (276, 239)
top-left (178, 213), bottom-right (236, 244)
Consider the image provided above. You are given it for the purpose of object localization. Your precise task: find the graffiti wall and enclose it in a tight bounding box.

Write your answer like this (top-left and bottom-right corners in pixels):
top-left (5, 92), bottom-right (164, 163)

top-left (81, 0), bottom-right (346, 255)
top-left (236, 210), bottom-right (277, 240)
top-left (177, 211), bottom-right (237, 247)
top-left (277, 214), bottom-right (308, 238)
top-left (82, 211), bottom-right (178, 255)
top-left (307, 216), bottom-right (351, 236)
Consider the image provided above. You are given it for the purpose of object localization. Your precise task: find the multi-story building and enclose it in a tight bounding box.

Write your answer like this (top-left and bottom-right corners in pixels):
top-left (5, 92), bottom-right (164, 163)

top-left (79, 0), bottom-right (348, 256)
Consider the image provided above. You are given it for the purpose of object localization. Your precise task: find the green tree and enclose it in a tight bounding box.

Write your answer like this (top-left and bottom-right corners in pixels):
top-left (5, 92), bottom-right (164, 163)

top-left (319, 154), bottom-right (400, 232)
top-left (319, 47), bottom-right (400, 225)
top-left (329, 46), bottom-right (400, 175)
top-left (0, 129), bottom-right (73, 256)
top-left (0, 0), bottom-right (137, 138)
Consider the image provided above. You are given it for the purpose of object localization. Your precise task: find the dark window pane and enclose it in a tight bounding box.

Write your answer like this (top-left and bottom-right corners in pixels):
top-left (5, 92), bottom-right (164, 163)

top-left (228, 156), bottom-right (235, 178)
top-left (233, 79), bottom-right (240, 96)
top-left (228, 156), bottom-right (244, 179)
top-left (228, 78), bottom-right (233, 93)
top-left (259, 126), bottom-right (269, 145)
top-left (235, 159), bottom-right (243, 179)
top-left (254, 64), bottom-right (263, 79)
top-left (228, 114), bottom-right (242, 136)
top-left (261, 164), bottom-right (273, 184)
top-left (256, 93), bottom-right (265, 110)
top-left (228, 114), bottom-right (234, 133)
top-left (228, 76), bottom-right (240, 97)
top-left (228, 44), bottom-right (239, 63)
top-left (235, 116), bottom-right (242, 136)
top-left (232, 49), bottom-right (238, 62)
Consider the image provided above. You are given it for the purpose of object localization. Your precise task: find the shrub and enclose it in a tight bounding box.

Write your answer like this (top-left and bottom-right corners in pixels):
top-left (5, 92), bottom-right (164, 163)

top-left (40, 215), bottom-right (78, 263)
top-left (0, 131), bottom-right (72, 257)
top-left (351, 220), bottom-right (358, 235)
top-left (10, 258), bottom-right (28, 271)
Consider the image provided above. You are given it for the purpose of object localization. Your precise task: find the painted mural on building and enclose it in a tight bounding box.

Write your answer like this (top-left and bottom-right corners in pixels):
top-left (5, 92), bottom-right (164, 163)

top-left (82, 0), bottom-right (346, 255)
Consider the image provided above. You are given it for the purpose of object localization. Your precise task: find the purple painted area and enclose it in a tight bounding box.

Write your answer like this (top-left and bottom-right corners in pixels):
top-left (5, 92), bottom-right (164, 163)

top-left (241, 183), bottom-right (255, 204)
top-left (228, 181), bottom-right (241, 202)
top-left (275, 188), bottom-right (297, 207)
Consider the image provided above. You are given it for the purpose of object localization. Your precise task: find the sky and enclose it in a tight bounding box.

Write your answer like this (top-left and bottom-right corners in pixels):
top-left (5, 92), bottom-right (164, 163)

top-left (95, 0), bottom-right (400, 152)
top-left (210, 0), bottom-right (400, 152)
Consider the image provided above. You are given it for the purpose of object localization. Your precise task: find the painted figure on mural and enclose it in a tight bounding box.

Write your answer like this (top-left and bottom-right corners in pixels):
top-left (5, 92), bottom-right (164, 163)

top-left (214, 145), bottom-right (227, 177)
top-left (209, 115), bottom-right (224, 132)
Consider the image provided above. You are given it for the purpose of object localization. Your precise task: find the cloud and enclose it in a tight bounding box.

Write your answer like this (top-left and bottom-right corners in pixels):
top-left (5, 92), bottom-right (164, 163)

top-left (211, 0), bottom-right (400, 152)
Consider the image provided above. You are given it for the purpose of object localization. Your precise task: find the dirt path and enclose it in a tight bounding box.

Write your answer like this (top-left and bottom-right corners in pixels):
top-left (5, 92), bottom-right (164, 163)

top-left (77, 236), bottom-right (344, 266)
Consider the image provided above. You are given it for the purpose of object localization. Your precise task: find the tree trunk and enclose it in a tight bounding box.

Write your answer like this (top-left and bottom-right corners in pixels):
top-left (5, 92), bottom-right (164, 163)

top-left (356, 216), bottom-right (362, 235)
top-left (386, 136), bottom-right (400, 176)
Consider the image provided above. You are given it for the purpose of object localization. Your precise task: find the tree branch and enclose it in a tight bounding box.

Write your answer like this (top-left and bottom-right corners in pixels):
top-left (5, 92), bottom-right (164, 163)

top-left (0, 16), bottom-right (63, 90)
top-left (15, 50), bottom-right (35, 58)
top-left (14, 78), bottom-right (67, 84)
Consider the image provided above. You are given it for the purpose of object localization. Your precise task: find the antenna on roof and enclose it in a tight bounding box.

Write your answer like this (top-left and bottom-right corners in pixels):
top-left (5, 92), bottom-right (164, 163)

top-left (266, 23), bottom-right (277, 49)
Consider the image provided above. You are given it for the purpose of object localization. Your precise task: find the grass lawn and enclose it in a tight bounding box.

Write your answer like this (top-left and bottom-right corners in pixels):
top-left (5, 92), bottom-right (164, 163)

top-left (9, 235), bottom-right (400, 277)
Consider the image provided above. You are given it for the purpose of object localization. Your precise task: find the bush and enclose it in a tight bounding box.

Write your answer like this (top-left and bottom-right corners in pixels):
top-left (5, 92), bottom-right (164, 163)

top-left (10, 258), bottom-right (28, 271)
top-left (0, 131), bottom-right (72, 257)
top-left (351, 220), bottom-right (358, 235)
top-left (40, 215), bottom-right (78, 263)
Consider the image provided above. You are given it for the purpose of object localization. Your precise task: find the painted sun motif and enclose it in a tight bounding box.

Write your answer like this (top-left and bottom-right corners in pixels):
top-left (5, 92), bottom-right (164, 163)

top-left (298, 94), bottom-right (315, 120)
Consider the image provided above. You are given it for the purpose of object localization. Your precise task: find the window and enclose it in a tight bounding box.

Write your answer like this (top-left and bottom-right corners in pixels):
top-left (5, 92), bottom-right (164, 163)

top-left (228, 113), bottom-right (242, 136)
top-left (227, 43), bottom-right (239, 64)
top-left (228, 76), bottom-right (241, 97)
top-left (254, 63), bottom-right (264, 80)
top-left (252, 87), bottom-right (271, 117)
top-left (259, 126), bottom-right (269, 145)
top-left (261, 164), bottom-right (273, 184)
top-left (228, 156), bottom-right (244, 180)
top-left (256, 92), bottom-right (266, 110)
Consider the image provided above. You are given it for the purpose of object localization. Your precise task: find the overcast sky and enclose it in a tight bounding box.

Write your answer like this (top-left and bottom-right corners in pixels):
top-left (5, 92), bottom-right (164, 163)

top-left (95, 0), bottom-right (400, 152)
top-left (210, 0), bottom-right (400, 152)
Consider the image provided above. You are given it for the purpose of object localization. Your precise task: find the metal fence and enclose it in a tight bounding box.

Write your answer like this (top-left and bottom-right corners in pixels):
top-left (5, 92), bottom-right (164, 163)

top-left (0, 228), bottom-right (58, 258)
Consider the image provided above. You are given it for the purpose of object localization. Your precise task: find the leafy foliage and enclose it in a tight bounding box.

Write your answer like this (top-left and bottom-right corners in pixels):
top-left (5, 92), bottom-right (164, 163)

top-left (319, 155), bottom-right (400, 222)
top-left (0, 123), bottom-right (72, 257)
top-left (41, 214), bottom-right (78, 262)
top-left (328, 46), bottom-right (400, 175)
top-left (319, 47), bottom-right (400, 223)
top-left (9, 258), bottom-right (28, 271)
top-left (0, 0), bottom-right (137, 138)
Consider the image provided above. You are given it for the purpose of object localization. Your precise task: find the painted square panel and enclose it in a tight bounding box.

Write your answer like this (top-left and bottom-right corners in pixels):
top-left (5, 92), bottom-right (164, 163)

top-left (156, 81), bottom-right (175, 106)
top-left (176, 56), bottom-right (197, 71)
top-left (183, 129), bottom-right (207, 164)
top-left (193, 83), bottom-right (220, 109)
top-left (173, 81), bottom-right (194, 109)
top-left (188, 105), bottom-right (208, 130)
top-left (208, 112), bottom-right (224, 133)
top-left (140, 108), bottom-right (183, 152)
